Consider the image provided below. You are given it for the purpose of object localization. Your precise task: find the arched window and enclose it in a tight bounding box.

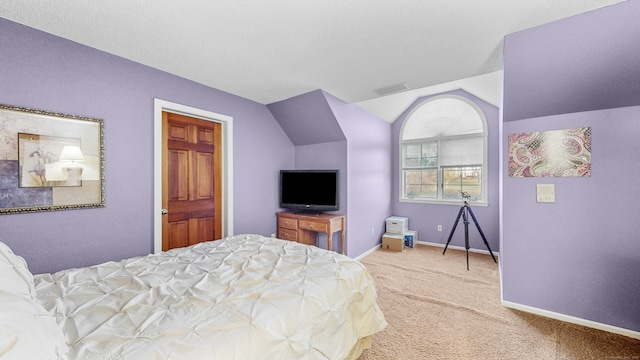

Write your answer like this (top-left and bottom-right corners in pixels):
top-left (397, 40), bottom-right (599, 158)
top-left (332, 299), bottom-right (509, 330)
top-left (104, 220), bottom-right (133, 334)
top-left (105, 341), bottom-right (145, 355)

top-left (400, 95), bottom-right (487, 204)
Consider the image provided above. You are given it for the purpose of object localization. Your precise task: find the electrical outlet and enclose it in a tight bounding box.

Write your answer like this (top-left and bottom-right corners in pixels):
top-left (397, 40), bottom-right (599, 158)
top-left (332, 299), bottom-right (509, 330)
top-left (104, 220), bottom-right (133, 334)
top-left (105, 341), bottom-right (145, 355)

top-left (437, 225), bottom-right (442, 232)
top-left (371, 227), bottom-right (375, 235)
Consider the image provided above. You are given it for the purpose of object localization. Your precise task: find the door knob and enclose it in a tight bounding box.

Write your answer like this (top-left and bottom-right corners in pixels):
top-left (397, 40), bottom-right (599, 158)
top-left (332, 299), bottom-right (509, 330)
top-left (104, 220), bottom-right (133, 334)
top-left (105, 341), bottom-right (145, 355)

top-left (161, 208), bottom-right (168, 215)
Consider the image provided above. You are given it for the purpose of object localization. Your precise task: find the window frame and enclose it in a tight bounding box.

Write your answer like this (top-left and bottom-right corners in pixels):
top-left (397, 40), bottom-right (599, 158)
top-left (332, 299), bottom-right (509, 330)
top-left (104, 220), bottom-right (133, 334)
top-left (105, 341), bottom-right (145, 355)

top-left (399, 95), bottom-right (488, 206)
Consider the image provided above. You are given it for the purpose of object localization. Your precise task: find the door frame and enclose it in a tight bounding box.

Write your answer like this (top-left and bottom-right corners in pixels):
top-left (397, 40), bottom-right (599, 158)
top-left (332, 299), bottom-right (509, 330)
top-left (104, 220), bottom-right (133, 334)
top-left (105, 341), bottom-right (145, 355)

top-left (153, 98), bottom-right (234, 253)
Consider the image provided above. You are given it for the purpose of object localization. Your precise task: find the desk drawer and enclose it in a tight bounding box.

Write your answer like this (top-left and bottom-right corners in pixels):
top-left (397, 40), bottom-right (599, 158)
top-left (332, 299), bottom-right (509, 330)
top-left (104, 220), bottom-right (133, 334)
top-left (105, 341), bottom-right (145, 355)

top-left (278, 217), bottom-right (298, 230)
top-left (299, 220), bottom-right (328, 233)
top-left (278, 228), bottom-right (298, 241)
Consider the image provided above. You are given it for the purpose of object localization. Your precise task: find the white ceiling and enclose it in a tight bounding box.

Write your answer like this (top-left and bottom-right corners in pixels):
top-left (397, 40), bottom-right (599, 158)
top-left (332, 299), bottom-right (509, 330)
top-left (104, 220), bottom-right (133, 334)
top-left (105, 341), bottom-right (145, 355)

top-left (0, 1), bottom-right (625, 122)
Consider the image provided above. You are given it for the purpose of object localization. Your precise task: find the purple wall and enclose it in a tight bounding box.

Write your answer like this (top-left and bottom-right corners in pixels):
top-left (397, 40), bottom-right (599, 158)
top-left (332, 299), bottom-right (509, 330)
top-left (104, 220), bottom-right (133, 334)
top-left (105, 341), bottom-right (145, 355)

top-left (502, 1), bottom-right (640, 333)
top-left (267, 90), bottom-right (349, 252)
top-left (324, 92), bottom-right (393, 257)
top-left (267, 90), bottom-right (346, 146)
top-left (294, 141), bottom-right (348, 216)
top-left (268, 90), bottom-right (392, 256)
top-left (502, 108), bottom-right (640, 332)
top-left (391, 90), bottom-right (500, 252)
top-left (503, 1), bottom-right (640, 122)
top-left (293, 141), bottom-right (349, 252)
top-left (0, 18), bottom-right (294, 274)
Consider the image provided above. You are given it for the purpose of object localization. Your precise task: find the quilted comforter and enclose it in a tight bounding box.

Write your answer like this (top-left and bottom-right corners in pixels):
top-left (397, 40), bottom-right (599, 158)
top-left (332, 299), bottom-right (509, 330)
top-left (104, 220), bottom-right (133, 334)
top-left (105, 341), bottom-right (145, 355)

top-left (34, 234), bottom-right (387, 359)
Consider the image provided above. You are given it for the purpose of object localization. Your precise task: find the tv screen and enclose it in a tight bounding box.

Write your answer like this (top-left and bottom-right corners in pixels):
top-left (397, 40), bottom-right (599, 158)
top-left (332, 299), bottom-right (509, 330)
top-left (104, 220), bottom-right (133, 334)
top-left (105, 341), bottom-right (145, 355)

top-left (279, 170), bottom-right (339, 213)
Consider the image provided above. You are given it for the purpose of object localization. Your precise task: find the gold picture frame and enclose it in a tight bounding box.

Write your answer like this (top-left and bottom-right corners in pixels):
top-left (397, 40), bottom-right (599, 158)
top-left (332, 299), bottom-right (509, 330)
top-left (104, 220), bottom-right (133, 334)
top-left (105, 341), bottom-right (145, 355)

top-left (0, 104), bottom-right (104, 214)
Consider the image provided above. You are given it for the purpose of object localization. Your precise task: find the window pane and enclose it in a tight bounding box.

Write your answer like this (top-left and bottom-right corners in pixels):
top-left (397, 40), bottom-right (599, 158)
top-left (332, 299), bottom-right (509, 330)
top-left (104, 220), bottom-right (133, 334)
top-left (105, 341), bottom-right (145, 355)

top-left (404, 169), bottom-right (437, 198)
top-left (443, 166), bottom-right (482, 200)
top-left (403, 143), bottom-right (437, 168)
top-left (440, 138), bottom-right (483, 166)
top-left (402, 98), bottom-right (484, 140)
top-left (421, 143), bottom-right (438, 167)
top-left (404, 144), bottom-right (422, 167)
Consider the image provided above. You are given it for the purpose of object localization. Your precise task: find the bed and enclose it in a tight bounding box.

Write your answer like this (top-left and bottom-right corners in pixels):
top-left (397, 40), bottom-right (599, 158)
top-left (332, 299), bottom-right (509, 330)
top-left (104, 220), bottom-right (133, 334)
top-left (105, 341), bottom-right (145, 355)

top-left (0, 234), bottom-right (386, 360)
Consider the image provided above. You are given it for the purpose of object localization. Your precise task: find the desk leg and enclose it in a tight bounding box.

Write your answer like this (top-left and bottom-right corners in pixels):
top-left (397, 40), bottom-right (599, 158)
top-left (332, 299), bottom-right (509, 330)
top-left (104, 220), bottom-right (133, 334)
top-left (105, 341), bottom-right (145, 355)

top-left (341, 218), bottom-right (345, 254)
top-left (327, 232), bottom-right (333, 252)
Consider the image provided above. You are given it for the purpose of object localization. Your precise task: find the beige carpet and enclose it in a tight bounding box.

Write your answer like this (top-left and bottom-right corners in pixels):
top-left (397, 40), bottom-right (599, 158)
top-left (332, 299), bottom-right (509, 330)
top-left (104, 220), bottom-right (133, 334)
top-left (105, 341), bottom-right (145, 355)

top-left (358, 245), bottom-right (639, 360)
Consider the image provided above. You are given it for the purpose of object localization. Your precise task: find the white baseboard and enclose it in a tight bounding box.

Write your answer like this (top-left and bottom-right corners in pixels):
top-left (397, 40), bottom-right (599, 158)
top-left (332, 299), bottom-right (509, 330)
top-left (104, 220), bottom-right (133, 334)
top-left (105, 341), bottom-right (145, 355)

top-left (355, 243), bottom-right (382, 261)
top-left (357, 240), bottom-right (638, 339)
top-left (417, 240), bottom-right (500, 258)
top-left (501, 300), bottom-right (640, 340)
top-left (354, 240), bottom-right (499, 261)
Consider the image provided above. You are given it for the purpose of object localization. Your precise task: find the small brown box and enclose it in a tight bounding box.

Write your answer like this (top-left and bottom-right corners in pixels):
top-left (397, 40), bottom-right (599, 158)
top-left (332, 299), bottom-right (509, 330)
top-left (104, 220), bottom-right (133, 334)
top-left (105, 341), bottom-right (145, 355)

top-left (381, 233), bottom-right (404, 252)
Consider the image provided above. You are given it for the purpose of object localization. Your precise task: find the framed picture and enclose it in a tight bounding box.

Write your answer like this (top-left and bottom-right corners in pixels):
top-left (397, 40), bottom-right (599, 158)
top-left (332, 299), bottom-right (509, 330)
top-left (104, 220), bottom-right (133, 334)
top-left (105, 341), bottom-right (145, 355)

top-left (18, 133), bottom-right (84, 188)
top-left (0, 104), bottom-right (104, 214)
top-left (508, 127), bottom-right (591, 177)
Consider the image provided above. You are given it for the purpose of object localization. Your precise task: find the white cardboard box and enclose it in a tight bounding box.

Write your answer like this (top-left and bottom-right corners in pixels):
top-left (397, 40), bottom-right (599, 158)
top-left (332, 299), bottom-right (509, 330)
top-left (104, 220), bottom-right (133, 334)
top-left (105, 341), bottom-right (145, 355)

top-left (403, 230), bottom-right (418, 248)
top-left (385, 216), bottom-right (408, 234)
top-left (382, 233), bottom-right (404, 252)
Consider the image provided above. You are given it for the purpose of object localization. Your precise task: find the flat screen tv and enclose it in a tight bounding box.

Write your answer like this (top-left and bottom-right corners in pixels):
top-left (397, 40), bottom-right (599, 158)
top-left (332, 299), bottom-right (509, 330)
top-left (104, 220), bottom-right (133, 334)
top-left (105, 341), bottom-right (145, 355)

top-left (279, 170), bottom-right (339, 213)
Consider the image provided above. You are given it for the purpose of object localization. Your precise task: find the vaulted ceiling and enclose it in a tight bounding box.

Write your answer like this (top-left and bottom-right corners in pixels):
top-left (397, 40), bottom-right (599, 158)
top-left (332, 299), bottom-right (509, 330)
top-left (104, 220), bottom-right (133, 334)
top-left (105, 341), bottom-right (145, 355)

top-left (0, 1), bottom-right (625, 122)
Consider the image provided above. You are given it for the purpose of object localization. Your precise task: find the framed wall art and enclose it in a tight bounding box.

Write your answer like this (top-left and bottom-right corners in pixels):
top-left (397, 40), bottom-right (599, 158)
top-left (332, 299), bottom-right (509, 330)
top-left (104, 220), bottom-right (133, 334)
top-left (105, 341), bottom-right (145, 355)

top-left (0, 104), bottom-right (104, 214)
top-left (508, 127), bottom-right (591, 178)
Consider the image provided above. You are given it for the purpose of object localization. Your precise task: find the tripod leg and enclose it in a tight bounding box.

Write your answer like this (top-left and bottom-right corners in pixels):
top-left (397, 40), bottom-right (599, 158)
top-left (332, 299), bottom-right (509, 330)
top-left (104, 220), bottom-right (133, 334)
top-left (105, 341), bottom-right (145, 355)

top-left (464, 208), bottom-right (470, 270)
top-left (443, 206), bottom-right (465, 255)
top-left (466, 251), bottom-right (469, 270)
top-left (466, 207), bottom-right (497, 263)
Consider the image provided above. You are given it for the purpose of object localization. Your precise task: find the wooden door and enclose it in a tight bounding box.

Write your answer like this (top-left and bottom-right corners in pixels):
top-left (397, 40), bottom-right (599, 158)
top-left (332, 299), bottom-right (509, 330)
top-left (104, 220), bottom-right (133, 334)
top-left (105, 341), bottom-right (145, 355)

top-left (162, 112), bottom-right (222, 251)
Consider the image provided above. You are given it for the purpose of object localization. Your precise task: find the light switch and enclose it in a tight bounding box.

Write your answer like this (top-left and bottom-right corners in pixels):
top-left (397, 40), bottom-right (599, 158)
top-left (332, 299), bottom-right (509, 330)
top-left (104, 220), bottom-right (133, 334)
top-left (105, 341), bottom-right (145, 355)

top-left (536, 184), bottom-right (555, 203)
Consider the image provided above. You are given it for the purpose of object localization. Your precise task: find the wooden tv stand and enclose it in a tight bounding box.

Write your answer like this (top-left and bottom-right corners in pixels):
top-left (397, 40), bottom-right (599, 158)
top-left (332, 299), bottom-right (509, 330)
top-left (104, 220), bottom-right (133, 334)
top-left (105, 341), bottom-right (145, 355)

top-left (276, 211), bottom-right (346, 254)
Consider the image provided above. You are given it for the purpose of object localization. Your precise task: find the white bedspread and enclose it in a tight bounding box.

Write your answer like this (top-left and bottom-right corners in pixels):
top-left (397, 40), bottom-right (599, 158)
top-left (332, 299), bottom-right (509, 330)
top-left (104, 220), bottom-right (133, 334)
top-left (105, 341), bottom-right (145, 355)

top-left (34, 234), bottom-right (386, 360)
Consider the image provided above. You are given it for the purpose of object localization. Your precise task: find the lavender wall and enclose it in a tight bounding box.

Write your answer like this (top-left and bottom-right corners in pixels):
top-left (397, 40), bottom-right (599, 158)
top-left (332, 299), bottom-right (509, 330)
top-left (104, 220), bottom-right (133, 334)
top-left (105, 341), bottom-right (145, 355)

top-left (324, 92), bottom-right (393, 257)
top-left (293, 141), bottom-right (348, 252)
top-left (391, 90), bottom-right (500, 252)
top-left (502, 1), bottom-right (640, 122)
top-left (502, 1), bottom-right (640, 333)
top-left (294, 141), bottom-right (348, 217)
top-left (502, 108), bottom-right (640, 333)
top-left (0, 18), bottom-right (294, 274)
top-left (267, 90), bottom-right (349, 252)
top-left (268, 89), bottom-right (392, 257)
top-left (267, 90), bottom-right (346, 146)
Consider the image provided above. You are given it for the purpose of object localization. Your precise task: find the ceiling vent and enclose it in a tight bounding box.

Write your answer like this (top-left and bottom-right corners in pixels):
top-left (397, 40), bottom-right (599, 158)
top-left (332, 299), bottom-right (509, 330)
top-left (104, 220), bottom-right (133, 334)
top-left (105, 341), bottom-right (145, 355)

top-left (374, 82), bottom-right (409, 96)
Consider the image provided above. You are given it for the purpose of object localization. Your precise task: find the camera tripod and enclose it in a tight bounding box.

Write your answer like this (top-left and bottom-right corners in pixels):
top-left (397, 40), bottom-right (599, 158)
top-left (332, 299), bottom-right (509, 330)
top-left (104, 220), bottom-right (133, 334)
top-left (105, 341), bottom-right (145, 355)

top-left (443, 192), bottom-right (497, 270)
